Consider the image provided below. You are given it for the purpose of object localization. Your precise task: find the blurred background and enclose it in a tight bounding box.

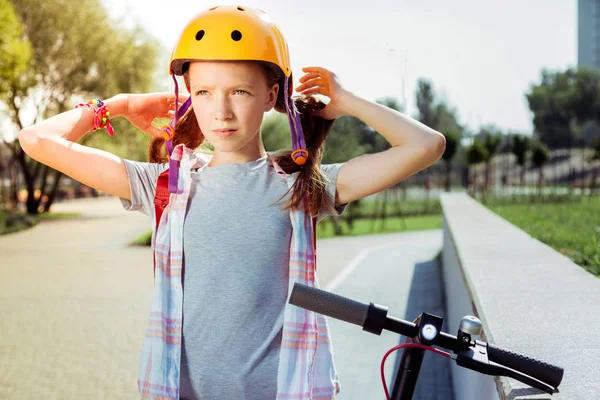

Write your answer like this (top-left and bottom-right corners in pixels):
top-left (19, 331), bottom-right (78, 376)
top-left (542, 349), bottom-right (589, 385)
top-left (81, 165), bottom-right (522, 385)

top-left (0, 1), bottom-right (599, 398)
top-left (2, 0), bottom-right (597, 273)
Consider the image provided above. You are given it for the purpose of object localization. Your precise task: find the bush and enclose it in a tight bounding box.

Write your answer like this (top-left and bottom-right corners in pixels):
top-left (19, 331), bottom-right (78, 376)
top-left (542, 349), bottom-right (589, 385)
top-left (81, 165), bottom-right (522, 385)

top-left (531, 141), bottom-right (550, 168)
top-left (0, 211), bottom-right (81, 235)
top-left (0, 213), bottom-right (39, 235)
top-left (466, 139), bottom-right (489, 165)
top-left (131, 230), bottom-right (152, 246)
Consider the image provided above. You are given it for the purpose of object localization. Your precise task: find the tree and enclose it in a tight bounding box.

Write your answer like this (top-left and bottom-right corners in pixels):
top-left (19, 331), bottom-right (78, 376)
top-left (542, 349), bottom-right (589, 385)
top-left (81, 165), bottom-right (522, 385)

top-left (525, 67), bottom-right (600, 149)
top-left (479, 125), bottom-right (502, 190)
top-left (2, 0), bottom-right (161, 214)
top-left (434, 102), bottom-right (464, 135)
top-left (511, 134), bottom-right (531, 186)
top-left (465, 139), bottom-right (488, 196)
top-left (526, 69), bottom-right (575, 149)
top-left (369, 97), bottom-right (396, 154)
top-left (0, 0), bottom-right (31, 93)
top-left (441, 132), bottom-right (461, 191)
top-left (0, 0), bottom-right (32, 209)
top-left (531, 141), bottom-right (550, 193)
top-left (414, 77), bottom-right (463, 198)
top-left (368, 98), bottom-right (399, 232)
top-left (588, 137), bottom-right (600, 195)
top-left (416, 79), bottom-right (437, 128)
top-left (323, 116), bottom-right (370, 164)
top-left (566, 66), bottom-right (600, 126)
top-left (414, 78), bottom-right (463, 134)
top-left (0, 142), bottom-right (11, 208)
top-left (261, 112), bottom-right (291, 152)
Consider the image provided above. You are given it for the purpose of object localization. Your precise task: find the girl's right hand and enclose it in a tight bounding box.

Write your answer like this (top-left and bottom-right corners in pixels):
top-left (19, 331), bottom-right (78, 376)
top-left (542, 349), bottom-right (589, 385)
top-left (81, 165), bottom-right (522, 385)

top-left (121, 92), bottom-right (189, 138)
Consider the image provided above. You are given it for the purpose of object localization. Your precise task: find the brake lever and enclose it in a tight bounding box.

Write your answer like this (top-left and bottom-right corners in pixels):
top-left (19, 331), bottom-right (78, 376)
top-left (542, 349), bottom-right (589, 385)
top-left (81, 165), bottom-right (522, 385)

top-left (452, 342), bottom-right (558, 395)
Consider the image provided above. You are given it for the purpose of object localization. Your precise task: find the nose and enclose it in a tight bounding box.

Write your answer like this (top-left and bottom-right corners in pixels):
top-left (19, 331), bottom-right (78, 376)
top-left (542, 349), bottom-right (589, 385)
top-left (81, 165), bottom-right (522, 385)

top-left (213, 94), bottom-right (233, 121)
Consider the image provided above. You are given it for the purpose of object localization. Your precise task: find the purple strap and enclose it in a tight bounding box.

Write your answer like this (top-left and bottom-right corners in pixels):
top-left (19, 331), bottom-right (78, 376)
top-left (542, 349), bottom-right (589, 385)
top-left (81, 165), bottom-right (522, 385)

top-left (284, 77), bottom-right (307, 152)
top-left (178, 97), bottom-right (192, 117)
top-left (283, 77), bottom-right (310, 208)
top-left (166, 75), bottom-right (192, 194)
top-left (292, 101), bottom-right (306, 150)
top-left (283, 77), bottom-right (297, 145)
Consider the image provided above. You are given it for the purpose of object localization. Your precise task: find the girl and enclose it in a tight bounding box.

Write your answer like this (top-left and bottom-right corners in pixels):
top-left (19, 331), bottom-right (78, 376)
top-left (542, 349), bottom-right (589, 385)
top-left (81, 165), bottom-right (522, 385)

top-left (17, 5), bottom-right (445, 400)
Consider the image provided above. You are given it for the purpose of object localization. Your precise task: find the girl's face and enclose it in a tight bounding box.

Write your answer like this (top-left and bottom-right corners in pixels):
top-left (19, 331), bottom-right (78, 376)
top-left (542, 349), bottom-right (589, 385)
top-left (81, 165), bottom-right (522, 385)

top-left (188, 61), bottom-right (279, 158)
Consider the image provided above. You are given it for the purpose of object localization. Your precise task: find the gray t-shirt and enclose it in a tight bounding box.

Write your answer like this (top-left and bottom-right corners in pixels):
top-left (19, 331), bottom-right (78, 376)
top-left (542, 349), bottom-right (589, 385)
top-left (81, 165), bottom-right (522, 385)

top-left (118, 153), bottom-right (348, 400)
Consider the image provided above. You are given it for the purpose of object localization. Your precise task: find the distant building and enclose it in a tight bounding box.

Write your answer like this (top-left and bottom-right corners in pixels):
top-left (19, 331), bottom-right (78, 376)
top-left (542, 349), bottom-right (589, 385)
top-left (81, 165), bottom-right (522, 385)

top-left (578, 1), bottom-right (600, 145)
top-left (578, 0), bottom-right (600, 70)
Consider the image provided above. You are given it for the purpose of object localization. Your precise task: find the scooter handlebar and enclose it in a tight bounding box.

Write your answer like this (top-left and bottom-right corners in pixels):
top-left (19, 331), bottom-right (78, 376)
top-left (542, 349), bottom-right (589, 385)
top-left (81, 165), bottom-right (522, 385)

top-left (487, 343), bottom-right (563, 389)
top-left (289, 281), bottom-right (370, 326)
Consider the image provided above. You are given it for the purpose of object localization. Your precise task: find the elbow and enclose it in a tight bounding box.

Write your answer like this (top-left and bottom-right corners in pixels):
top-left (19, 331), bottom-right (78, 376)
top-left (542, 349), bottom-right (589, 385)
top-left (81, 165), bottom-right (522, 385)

top-left (434, 133), bottom-right (446, 160)
top-left (17, 129), bottom-right (40, 157)
top-left (422, 133), bottom-right (446, 163)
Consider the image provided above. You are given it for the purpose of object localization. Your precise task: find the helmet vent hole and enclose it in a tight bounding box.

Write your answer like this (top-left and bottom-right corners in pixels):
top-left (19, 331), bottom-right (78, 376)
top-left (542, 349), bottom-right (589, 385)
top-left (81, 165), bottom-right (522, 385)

top-left (209, 6), bottom-right (218, 10)
top-left (195, 30), bottom-right (205, 41)
top-left (231, 30), bottom-right (242, 41)
top-left (237, 6), bottom-right (245, 11)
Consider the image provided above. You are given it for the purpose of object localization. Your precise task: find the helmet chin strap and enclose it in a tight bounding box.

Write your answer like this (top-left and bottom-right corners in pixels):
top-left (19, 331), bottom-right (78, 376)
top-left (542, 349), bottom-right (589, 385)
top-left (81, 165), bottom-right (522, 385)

top-left (283, 76), bottom-right (311, 209)
top-left (164, 73), bottom-right (192, 194)
top-left (284, 77), bottom-right (309, 166)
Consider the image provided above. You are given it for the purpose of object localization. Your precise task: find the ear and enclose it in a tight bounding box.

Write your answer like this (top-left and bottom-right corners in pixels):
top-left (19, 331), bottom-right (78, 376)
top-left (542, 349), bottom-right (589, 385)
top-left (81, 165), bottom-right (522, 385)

top-left (265, 83), bottom-right (279, 112)
top-left (182, 70), bottom-right (191, 93)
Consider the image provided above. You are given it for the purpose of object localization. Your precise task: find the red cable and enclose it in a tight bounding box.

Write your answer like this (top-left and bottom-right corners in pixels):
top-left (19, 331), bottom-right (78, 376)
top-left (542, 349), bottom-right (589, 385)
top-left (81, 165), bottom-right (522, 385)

top-left (380, 343), bottom-right (452, 400)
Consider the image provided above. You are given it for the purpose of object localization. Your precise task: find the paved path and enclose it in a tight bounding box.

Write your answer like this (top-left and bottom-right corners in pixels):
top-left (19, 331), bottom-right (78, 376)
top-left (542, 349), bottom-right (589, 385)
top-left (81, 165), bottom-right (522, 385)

top-left (324, 230), bottom-right (454, 400)
top-left (0, 197), bottom-right (450, 399)
top-left (0, 197), bottom-right (153, 400)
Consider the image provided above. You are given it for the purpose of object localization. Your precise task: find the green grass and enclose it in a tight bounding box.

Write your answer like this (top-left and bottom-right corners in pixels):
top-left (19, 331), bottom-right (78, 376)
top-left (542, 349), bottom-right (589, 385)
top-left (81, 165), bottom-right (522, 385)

top-left (126, 194), bottom-right (600, 278)
top-left (131, 230), bottom-right (153, 246)
top-left (486, 196), bottom-right (600, 276)
top-left (316, 215), bottom-right (442, 239)
top-left (38, 211), bottom-right (80, 220)
top-left (479, 192), bottom-right (584, 207)
top-left (354, 198), bottom-right (441, 217)
top-left (130, 214), bottom-right (442, 247)
top-left (0, 210), bottom-right (81, 235)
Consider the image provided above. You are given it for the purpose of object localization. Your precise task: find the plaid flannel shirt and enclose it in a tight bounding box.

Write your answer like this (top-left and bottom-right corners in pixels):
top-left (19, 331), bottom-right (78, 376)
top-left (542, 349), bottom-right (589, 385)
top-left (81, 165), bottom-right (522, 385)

top-left (136, 143), bottom-right (341, 399)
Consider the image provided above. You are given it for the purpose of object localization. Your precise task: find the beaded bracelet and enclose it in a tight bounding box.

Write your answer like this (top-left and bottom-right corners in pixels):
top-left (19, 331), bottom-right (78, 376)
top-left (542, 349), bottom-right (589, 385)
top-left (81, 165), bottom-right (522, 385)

top-left (75, 98), bottom-right (115, 136)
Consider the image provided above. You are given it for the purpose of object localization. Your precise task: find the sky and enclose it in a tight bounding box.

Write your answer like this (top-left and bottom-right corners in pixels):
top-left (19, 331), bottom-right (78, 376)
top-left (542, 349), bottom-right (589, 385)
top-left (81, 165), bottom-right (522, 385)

top-left (96, 1), bottom-right (576, 134)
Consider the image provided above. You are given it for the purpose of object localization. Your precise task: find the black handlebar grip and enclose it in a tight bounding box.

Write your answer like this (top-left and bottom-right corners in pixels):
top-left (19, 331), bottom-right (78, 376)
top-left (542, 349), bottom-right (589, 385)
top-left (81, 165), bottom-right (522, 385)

top-left (487, 343), bottom-right (564, 388)
top-left (289, 282), bottom-right (369, 327)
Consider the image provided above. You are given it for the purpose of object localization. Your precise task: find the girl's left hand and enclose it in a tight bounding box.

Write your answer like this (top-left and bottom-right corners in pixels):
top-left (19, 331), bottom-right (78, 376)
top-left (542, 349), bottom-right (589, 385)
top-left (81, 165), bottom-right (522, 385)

top-left (295, 66), bottom-right (350, 120)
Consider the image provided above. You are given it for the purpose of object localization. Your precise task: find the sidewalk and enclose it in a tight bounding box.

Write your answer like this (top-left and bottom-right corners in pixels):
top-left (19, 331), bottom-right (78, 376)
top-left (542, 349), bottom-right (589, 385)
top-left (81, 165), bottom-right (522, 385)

top-left (322, 230), bottom-right (454, 400)
top-left (0, 197), bottom-right (154, 400)
top-left (0, 197), bottom-right (450, 399)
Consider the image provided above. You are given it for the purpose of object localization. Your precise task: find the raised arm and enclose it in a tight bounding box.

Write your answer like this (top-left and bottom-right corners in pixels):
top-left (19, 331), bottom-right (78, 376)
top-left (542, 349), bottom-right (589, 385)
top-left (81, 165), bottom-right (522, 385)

top-left (326, 92), bottom-right (445, 205)
top-left (17, 93), bottom-right (180, 201)
top-left (295, 66), bottom-right (446, 206)
top-left (17, 95), bottom-right (133, 200)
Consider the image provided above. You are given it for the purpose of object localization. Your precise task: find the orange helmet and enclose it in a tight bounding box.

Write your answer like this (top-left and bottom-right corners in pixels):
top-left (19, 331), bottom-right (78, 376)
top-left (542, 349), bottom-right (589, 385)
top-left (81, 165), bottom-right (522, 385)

top-left (169, 5), bottom-right (291, 82)
top-left (162, 5), bottom-right (307, 193)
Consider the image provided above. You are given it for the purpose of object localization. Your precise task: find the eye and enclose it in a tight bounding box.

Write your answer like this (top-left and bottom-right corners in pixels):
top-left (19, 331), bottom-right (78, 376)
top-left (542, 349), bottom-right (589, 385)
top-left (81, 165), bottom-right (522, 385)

top-left (235, 89), bottom-right (248, 95)
top-left (195, 90), bottom-right (208, 96)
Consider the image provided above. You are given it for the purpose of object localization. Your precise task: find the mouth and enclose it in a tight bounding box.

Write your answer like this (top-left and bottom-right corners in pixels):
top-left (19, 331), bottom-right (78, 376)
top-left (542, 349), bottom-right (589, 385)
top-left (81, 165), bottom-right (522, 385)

top-left (212, 129), bottom-right (237, 137)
